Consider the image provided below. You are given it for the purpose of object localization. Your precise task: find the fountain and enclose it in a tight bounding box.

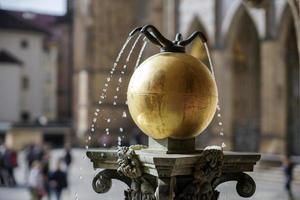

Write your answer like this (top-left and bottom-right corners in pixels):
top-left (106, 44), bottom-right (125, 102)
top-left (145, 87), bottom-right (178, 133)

top-left (86, 25), bottom-right (260, 200)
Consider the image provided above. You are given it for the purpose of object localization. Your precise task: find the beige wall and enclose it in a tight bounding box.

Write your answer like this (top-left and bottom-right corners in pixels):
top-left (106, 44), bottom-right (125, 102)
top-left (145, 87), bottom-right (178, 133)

top-left (5, 128), bottom-right (42, 150)
top-left (0, 64), bottom-right (22, 122)
top-left (0, 30), bottom-right (50, 122)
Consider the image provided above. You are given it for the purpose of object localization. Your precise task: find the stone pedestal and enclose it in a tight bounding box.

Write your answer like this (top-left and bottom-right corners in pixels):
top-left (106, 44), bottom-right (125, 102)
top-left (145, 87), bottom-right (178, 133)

top-left (87, 146), bottom-right (260, 200)
top-left (147, 137), bottom-right (197, 154)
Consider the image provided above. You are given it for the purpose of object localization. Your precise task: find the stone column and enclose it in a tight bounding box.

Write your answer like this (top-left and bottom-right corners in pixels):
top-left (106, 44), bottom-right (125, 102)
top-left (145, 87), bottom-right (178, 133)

top-left (260, 40), bottom-right (286, 154)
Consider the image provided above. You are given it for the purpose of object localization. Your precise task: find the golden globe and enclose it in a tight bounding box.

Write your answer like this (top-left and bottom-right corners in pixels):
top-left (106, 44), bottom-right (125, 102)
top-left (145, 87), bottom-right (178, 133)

top-left (127, 52), bottom-right (218, 139)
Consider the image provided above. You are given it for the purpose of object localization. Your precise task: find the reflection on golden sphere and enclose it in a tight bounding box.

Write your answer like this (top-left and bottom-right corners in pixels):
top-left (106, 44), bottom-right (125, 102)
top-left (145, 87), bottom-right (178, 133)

top-left (127, 52), bottom-right (218, 139)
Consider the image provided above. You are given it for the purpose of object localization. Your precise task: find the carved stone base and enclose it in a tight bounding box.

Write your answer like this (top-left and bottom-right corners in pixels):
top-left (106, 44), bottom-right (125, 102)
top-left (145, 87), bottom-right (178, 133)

top-left (87, 147), bottom-right (260, 200)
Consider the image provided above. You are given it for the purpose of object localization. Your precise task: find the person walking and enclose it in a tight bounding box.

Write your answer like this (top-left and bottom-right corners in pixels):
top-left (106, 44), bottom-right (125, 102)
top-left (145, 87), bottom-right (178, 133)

top-left (64, 143), bottom-right (72, 171)
top-left (49, 160), bottom-right (68, 200)
top-left (282, 155), bottom-right (295, 194)
top-left (3, 146), bottom-right (17, 186)
top-left (28, 161), bottom-right (45, 200)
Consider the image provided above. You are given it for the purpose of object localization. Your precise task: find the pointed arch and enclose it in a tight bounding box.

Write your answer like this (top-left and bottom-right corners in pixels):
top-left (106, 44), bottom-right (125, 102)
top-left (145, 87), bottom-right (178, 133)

top-left (226, 5), bottom-right (261, 152)
top-left (279, 5), bottom-right (300, 155)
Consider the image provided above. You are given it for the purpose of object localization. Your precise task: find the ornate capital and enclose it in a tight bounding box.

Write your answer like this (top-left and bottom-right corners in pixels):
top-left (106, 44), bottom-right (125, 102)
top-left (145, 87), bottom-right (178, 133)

top-left (117, 146), bottom-right (156, 200)
top-left (117, 146), bottom-right (144, 179)
top-left (176, 147), bottom-right (224, 200)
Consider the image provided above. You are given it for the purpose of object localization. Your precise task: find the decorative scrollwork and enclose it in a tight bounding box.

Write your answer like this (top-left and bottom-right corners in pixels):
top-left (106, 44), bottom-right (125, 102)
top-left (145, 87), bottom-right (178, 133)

top-left (176, 147), bottom-right (224, 200)
top-left (92, 169), bottom-right (131, 194)
top-left (92, 170), bottom-right (112, 193)
top-left (213, 172), bottom-right (256, 198)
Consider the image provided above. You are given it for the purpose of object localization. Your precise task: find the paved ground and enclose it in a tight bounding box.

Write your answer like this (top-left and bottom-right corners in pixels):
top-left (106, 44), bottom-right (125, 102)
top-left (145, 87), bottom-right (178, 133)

top-left (0, 149), bottom-right (299, 200)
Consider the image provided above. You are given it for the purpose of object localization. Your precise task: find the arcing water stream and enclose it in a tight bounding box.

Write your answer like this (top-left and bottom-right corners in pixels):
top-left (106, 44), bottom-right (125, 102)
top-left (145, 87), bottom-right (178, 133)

top-left (75, 33), bottom-right (148, 200)
top-left (204, 42), bottom-right (226, 149)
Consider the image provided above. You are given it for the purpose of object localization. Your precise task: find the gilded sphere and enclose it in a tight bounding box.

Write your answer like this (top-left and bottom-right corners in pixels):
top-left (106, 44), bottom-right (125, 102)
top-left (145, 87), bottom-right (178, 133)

top-left (127, 52), bottom-right (218, 139)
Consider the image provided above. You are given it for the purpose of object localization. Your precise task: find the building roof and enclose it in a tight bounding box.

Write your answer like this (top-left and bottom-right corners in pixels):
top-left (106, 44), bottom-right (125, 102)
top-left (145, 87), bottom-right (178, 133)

top-left (0, 9), bottom-right (49, 34)
top-left (0, 50), bottom-right (23, 66)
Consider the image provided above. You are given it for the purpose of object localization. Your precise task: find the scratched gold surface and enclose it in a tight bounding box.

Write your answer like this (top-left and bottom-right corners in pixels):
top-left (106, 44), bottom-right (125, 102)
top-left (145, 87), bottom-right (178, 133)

top-left (127, 52), bottom-right (218, 139)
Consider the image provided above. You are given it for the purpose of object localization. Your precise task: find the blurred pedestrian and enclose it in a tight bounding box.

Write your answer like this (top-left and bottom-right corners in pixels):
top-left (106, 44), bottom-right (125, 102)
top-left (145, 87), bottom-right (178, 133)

top-left (64, 143), bottom-right (72, 171)
top-left (9, 149), bottom-right (18, 186)
top-left (282, 155), bottom-right (295, 193)
top-left (3, 146), bottom-right (17, 186)
top-left (49, 160), bottom-right (68, 200)
top-left (28, 161), bottom-right (46, 200)
top-left (0, 143), bottom-right (7, 186)
top-left (41, 150), bottom-right (51, 199)
top-left (26, 144), bottom-right (35, 169)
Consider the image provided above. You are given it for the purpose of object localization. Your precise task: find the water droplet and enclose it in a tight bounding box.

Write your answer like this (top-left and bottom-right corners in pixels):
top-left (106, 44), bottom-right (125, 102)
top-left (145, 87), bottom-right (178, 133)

top-left (222, 142), bottom-right (226, 148)
top-left (218, 122), bottom-right (223, 126)
top-left (121, 71), bottom-right (125, 74)
top-left (119, 127), bottom-right (123, 132)
top-left (220, 132), bottom-right (224, 136)
top-left (116, 87), bottom-right (119, 92)
top-left (217, 113), bottom-right (221, 117)
top-left (118, 77), bottom-right (122, 83)
top-left (123, 65), bottom-right (127, 69)
top-left (75, 192), bottom-right (79, 200)
top-left (93, 118), bottom-right (97, 123)
top-left (125, 101), bottom-right (128, 105)
top-left (122, 111), bottom-right (127, 118)
top-left (96, 108), bottom-right (100, 112)
top-left (104, 83), bottom-right (108, 87)
top-left (114, 63), bottom-right (117, 67)
top-left (88, 136), bottom-right (91, 140)
top-left (103, 143), bottom-right (107, 147)
top-left (91, 124), bottom-right (95, 127)
top-left (85, 145), bottom-right (89, 150)
top-left (91, 128), bottom-right (95, 132)
top-left (118, 136), bottom-right (122, 146)
top-left (114, 95), bottom-right (118, 99)
top-left (107, 118), bottom-right (111, 123)
top-left (98, 101), bottom-right (102, 104)
top-left (102, 88), bottom-right (107, 92)
top-left (100, 95), bottom-right (104, 99)
top-left (107, 77), bottom-right (111, 82)
top-left (113, 101), bottom-right (117, 105)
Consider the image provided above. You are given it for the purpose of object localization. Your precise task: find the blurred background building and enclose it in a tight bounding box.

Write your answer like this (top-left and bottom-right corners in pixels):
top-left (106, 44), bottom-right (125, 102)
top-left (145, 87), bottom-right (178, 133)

top-left (0, 0), bottom-right (298, 156)
top-left (0, 1), bottom-right (73, 149)
top-left (73, 0), bottom-right (299, 156)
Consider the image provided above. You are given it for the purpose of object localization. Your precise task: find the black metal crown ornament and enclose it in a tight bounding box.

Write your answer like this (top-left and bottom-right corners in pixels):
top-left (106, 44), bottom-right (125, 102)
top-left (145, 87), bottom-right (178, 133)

top-left (129, 24), bottom-right (207, 53)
